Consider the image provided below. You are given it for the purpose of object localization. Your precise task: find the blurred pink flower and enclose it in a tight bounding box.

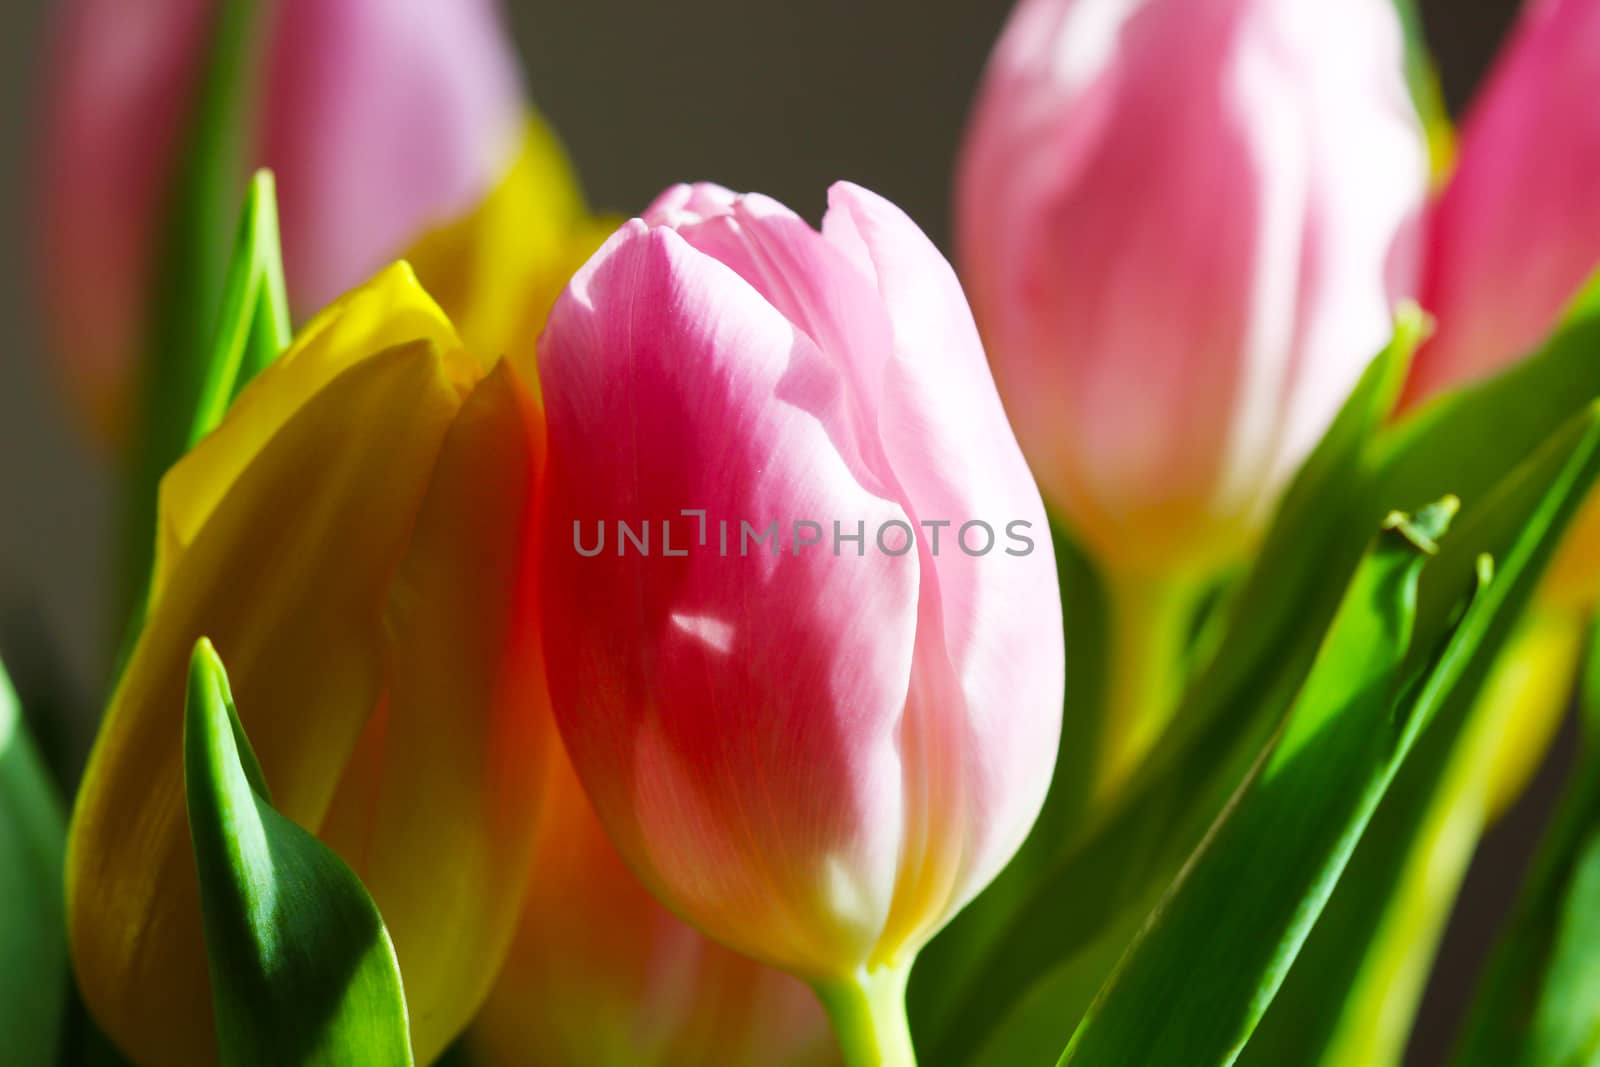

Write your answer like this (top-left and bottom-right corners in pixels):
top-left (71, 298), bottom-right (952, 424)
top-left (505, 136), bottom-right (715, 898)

top-left (1403, 0), bottom-right (1600, 406)
top-left (958, 0), bottom-right (1426, 576)
top-left (38, 0), bottom-right (523, 444)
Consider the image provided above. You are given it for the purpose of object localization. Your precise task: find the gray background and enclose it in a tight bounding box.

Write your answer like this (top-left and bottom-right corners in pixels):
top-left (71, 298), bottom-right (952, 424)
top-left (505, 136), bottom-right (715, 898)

top-left (0, 1), bottom-right (1548, 1063)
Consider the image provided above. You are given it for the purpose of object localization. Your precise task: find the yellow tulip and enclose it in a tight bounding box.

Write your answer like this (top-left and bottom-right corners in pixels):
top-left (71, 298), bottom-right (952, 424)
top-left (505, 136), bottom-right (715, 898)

top-left (67, 263), bottom-right (550, 1066)
top-left (407, 116), bottom-right (618, 381)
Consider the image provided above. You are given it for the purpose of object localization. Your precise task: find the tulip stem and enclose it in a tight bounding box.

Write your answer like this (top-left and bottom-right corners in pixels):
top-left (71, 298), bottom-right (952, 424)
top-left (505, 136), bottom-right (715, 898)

top-left (1092, 566), bottom-right (1205, 807)
top-left (814, 963), bottom-right (917, 1067)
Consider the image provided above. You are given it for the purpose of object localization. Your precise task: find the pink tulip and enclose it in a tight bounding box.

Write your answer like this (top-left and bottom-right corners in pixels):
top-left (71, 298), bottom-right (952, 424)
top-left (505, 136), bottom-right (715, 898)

top-left (535, 181), bottom-right (1064, 1043)
top-left (1403, 0), bottom-right (1600, 406)
top-left (957, 0), bottom-right (1427, 577)
top-left (38, 0), bottom-right (523, 443)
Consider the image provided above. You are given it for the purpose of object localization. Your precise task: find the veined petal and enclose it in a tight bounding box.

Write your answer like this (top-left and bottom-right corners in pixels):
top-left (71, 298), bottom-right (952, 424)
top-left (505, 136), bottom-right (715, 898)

top-left (823, 182), bottom-right (1063, 955)
top-left (538, 221), bottom-right (921, 978)
top-left (317, 359), bottom-right (549, 1063)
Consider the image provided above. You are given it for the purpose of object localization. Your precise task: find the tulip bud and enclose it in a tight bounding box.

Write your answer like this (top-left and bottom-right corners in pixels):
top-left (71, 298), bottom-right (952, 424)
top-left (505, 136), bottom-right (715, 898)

top-left (957, 0), bottom-right (1427, 577)
top-left (1403, 0), bottom-right (1600, 408)
top-left (67, 264), bottom-right (548, 1066)
top-left (38, 0), bottom-right (524, 444)
top-left (470, 747), bottom-right (837, 1067)
top-left (536, 181), bottom-right (1064, 1055)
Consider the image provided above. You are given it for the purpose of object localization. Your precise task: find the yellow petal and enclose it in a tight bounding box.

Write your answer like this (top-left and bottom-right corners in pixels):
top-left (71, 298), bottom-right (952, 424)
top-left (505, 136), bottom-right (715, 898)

top-left (318, 358), bottom-right (550, 1063)
top-left (151, 262), bottom-right (469, 601)
top-left (406, 113), bottom-right (617, 388)
top-left (1479, 606), bottom-right (1584, 822)
top-left (68, 340), bottom-right (469, 1067)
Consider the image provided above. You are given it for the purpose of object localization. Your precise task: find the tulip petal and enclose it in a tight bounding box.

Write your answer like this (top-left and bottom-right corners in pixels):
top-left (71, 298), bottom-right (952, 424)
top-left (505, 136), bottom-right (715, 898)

top-left (69, 341), bottom-right (466, 1067)
top-left (151, 262), bottom-right (467, 602)
top-left (406, 118), bottom-right (614, 381)
top-left (470, 745), bottom-right (834, 1067)
top-left (316, 359), bottom-right (548, 1063)
top-left (822, 182), bottom-right (1064, 952)
top-left (539, 221), bottom-right (921, 978)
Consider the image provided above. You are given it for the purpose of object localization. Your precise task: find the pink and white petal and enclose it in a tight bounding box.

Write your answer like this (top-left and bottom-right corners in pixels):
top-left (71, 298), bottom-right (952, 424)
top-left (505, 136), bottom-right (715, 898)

top-left (822, 182), bottom-right (1064, 927)
top-left (538, 221), bottom-right (921, 978)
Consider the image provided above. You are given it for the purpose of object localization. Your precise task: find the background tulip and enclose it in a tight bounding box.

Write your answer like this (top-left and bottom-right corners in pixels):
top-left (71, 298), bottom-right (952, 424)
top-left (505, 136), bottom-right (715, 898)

top-left (955, 0), bottom-right (1426, 798)
top-left (38, 0), bottom-right (524, 445)
top-left (537, 180), bottom-right (1064, 1061)
top-left (66, 265), bottom-right (548, 1066)
top-left (470, 745), bottom-right (837, 1067)
top-left (957, 0), bottom-right (1426, 577)
top-left (1403, 0), bottom-right (1600, 410)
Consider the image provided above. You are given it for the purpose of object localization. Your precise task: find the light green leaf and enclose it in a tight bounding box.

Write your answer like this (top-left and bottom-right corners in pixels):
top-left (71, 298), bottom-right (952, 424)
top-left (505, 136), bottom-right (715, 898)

top-left (184, 639), bottom-right (413, 1066)
top-left (187, 169), bottom-right (291, 448)
top-left (0, 657), bottom-right (67, 1067)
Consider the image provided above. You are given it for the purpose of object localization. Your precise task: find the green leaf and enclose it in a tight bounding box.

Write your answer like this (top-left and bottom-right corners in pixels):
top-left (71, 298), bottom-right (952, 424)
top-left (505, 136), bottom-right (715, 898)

top-left (1062, 400), bottom-right (1600, 1066)
top-left (118, 0), bottom-right (268, 621)
top-left (914, 310), bottom-right (1422, 1066)
top-left (930, 274), bottom-right (1600, 1064)
top-left (112, 169), bottom-right (290, 681)
top-left (1452, 621), bottom-right (1600, 1067)
top-left (1057, 502), bottom-right (1456, 1065)
top-left (187, 169), bottom-right (291, 448)
top-left (1374, 269), bottom-right (1600, 521)
top-left (1238, 609), bottom-right (1577, 1067)
top-left (184, 639), bottom-right (413, 1066)
top-left (0, 657), bottom-right (67, 1067)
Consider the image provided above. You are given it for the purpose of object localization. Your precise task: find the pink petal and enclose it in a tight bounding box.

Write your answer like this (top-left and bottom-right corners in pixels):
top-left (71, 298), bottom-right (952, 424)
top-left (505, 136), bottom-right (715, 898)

top-left (537, 220), bottom-right (922, 978)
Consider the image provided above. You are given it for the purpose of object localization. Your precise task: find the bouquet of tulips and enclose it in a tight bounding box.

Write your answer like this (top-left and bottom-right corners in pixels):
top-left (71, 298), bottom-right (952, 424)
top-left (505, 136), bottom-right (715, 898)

top-left (8, 0), bottom-right (1600, 1064)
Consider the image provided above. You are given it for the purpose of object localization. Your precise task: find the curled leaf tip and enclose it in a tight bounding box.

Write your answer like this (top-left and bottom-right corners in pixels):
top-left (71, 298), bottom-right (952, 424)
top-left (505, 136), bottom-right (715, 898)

top-left (1382, 496), bottom-right (1460, 554)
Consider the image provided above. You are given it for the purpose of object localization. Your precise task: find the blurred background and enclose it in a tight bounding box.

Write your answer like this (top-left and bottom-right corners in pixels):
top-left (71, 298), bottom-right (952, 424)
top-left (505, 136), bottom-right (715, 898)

top-left (0, 2), bottom-right (1548, 1063)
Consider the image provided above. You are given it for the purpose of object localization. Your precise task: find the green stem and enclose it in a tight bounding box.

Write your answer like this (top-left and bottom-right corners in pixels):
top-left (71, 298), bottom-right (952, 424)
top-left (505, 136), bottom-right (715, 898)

top-left (117, 0), bottom-right (263, 629)
top-left (814, 964), bottom-right (917, 1067)
top-left (1091, 566), bottom-right (1204, 807)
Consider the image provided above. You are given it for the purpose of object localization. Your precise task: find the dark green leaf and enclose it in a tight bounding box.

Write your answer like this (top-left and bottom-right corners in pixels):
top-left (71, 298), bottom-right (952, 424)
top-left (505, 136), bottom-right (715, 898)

top-left (1452, 620), bottom-right (1600, 1067)
top-left (0, 657), bottom-right (67, 1067)
top-left (1057, 502), bottom-right (1455, 1065)
top-left (184, 639), bottom-right (413, 1066)
top-left (1063, 403), bottom-right (1600, 1066)
top-left (118, 0), bottom-right (268, 620)
top-left (916, 311), bottom-right (1422, 1066)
